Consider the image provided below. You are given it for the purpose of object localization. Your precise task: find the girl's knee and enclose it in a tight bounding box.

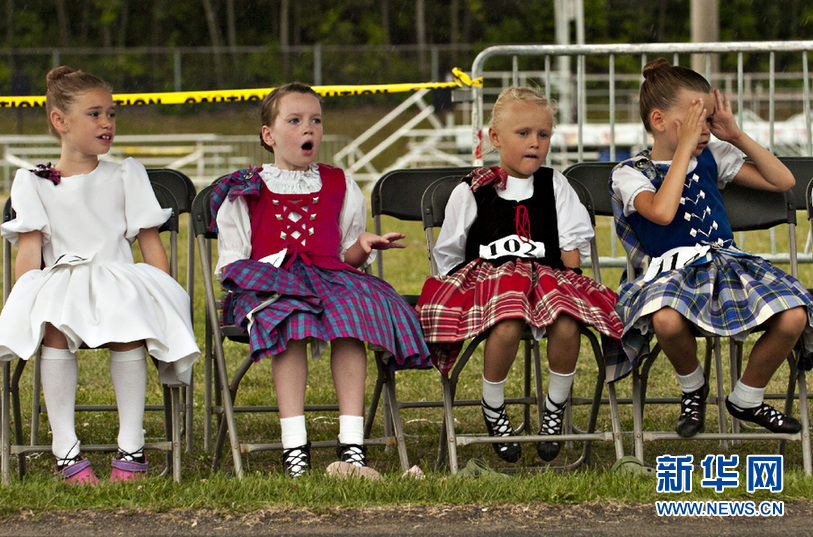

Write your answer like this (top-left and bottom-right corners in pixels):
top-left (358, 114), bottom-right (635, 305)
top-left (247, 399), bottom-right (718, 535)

top-left (490, 319), bottom-right (524, 340)
top-left (652, 308), bottom-right (689, 339)
top-left (772, 307), bottom-right (808, 337)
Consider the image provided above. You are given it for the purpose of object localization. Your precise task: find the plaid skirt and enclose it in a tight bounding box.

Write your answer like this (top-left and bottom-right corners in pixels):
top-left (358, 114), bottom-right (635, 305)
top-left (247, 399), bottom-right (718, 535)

top-left (610, 247), bottom-right (813, 382)
top-left (417, 258), bottom-right (624, 374)
top-left (220, 258), bottom-right (431, 370)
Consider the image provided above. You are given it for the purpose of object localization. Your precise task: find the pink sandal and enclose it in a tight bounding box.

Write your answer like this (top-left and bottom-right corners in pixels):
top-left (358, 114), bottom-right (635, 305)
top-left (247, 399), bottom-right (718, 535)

top-left (55, 455), bottom-right (99, 485)
top-left (110, 450), bottom-right (149, 482)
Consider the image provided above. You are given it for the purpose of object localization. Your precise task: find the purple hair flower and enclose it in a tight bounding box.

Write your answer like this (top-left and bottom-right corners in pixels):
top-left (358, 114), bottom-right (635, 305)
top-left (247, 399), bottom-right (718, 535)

top-left (31, 163), bottom-right (61, 185)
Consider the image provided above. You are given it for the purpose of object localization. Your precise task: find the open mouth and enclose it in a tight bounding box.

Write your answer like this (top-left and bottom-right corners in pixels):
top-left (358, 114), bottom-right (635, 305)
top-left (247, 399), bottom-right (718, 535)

top-left (98, 134), bottom-right (113, 141)
top-left (302, 141), bottom-right (313, 151)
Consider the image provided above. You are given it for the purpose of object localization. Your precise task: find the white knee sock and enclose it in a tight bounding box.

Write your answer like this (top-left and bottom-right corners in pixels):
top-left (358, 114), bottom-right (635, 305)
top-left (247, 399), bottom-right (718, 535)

top-left (728, 380), bottom-right (765, 409)
top-left (482, 375), bottom-right (507, 418)
top-left (547, 368), bottom-right (575, 408)
top-left (110, 348), bottom-right (147, 454)
top-left (676, 364), bottom-right (706, 393)
top-left (280, 415), bottom-right (307, 449)
top-left (40, 346), bottom-right (80, 460)
top-left (338, 414), bottom-right (364, 446)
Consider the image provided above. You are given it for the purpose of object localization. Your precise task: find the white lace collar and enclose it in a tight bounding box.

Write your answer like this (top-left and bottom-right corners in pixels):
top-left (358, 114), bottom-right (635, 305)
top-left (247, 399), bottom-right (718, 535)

top-left (258, 163), bottom-right (321, 194)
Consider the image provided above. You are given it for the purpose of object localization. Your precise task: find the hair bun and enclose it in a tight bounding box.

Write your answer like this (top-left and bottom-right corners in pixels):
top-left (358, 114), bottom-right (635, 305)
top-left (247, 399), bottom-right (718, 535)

top-left (642, 58), bottom-right (671, 80)
top-left (45, 66), bottom-right (76, 88)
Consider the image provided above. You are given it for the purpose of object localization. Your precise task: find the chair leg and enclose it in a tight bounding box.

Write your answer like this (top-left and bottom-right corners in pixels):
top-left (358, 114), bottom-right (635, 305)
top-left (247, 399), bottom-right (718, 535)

top-left (171, 386), bottom-right (182, 482)
top-left (714, 337), bottom-right (728, 450)
top-left (10, 359), bottom-right (27, 478)
top-left (383, 370), bottom-right (410, 472)
top-left (441, 375), bottom-right (460, 474)
top-left (607, 381), bottom-right (626, 460)
top-left (796, 369), bottom-right (811, 476)
top-left (31, 352), bottom-right (41, 445)
top-left (632, 367), bottom-right (645, 462)
top-left (2, 362), bottom-right (10, 485)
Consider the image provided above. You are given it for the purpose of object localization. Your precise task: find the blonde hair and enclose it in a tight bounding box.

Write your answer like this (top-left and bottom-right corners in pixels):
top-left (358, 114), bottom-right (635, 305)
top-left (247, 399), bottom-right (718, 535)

top-left (490, 86), bottom-right (555, 129)
top-left (639, 58), bottom-right (712, 133)
top-left (259, 82), bottom-right (322, 154)
top-left (45, 66), bottom-right (112, 137)
top-left (485, 85), bottom-right (555, 153)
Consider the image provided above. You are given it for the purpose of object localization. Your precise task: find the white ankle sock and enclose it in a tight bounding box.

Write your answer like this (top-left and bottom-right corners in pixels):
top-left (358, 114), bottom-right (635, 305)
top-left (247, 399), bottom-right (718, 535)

top-left (280, 415), bottom-right (307, 449)
top-left (728, 381), bottom-right (765, 409)
top-left (676, 364), bottom-right (705, 393)
top-left (40, 346), bottom-right (80, 460)
top-left (338, 414), bottom-right (364, 446)
top-left (482, 375), bottom-right (507, 419)
top-left (110, 347), bottom-right (147, 454)
top-left (547, 368), bottom-right (575, 408)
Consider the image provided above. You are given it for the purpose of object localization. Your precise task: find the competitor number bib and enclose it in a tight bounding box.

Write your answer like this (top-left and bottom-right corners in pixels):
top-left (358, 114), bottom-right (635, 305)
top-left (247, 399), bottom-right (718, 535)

top-left (479, 234), bottom-right (546, 260)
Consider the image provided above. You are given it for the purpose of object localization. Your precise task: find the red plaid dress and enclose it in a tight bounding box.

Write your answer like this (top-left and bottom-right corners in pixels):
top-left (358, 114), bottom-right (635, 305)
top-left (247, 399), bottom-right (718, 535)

top-left (417, 167), bottom-right (623, 374)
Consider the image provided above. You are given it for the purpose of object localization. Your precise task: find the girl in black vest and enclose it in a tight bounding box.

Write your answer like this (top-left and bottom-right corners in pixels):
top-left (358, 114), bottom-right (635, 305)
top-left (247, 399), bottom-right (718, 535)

top-left (418, 86), bottom-right (623, 463)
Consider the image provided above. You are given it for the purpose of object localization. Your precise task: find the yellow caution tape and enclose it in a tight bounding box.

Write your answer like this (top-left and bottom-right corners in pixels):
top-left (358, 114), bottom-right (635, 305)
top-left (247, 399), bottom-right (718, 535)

top-left (0, 69), bottom-right (483, 108)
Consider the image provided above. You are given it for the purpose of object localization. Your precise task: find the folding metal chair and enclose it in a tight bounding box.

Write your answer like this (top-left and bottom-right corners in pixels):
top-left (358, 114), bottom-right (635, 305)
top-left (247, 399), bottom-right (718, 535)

top-left (618, 182), bottom-right (811, 474)
top-left (422, 174), bottom-right (618, 474)
top-left (1, 171), bottom-right (191, 484)
top-left (192, 178), bottom-right (408, 478)
top-left (366, 167), bottom-right (475, 468)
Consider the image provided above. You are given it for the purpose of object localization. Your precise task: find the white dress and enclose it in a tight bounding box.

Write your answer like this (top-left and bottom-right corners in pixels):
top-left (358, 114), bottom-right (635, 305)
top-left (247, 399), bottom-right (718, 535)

top-left (0, 158), bottom-right (199, 384)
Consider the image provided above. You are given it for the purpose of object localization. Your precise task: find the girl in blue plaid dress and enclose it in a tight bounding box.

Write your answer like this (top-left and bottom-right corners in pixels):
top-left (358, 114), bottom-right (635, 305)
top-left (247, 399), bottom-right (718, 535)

top-left (211, 83), bottom-right (430, 478)
top-left (418, 87), bottom-right (623, 464)
top-left (610, 58), bottom-right (813, 437)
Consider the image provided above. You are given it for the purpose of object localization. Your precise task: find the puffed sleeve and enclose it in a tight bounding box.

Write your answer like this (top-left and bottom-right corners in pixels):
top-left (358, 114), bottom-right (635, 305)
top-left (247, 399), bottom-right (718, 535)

top-left (121, 158), bottom-right (172, 242)
top-left (214, 196), bottom-right (253, 278)
top-left (434, 183), bottom-right (477, 276)
top-left (1, 169), bottom-right (51, 247)
top-left (338, 173), bottom-right (378, 266)
top-left (553, 170), bottom-right (593, 257)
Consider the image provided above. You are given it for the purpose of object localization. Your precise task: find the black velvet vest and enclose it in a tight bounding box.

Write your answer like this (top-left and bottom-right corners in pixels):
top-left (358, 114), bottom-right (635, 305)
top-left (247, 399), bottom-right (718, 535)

top-left (459, 167), bottom-right (563, 272)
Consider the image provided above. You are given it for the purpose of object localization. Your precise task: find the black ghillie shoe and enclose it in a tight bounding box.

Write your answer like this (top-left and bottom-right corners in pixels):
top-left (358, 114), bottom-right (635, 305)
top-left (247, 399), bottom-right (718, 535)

top-left (676, 383), bottom-right (709, 438)
top-left (537, 397), bottom-right (567, 462)
top-left (726, 398), bottom-right (802, 434)
top-left (282, 443), bottom-right (311, 478)
top-left (481, 399), bottom-right (521, 463)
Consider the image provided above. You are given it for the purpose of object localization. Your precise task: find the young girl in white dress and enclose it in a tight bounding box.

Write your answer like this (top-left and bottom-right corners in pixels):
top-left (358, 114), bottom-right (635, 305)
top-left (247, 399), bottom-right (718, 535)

top-left (0, 67), bottom-right (199, 484)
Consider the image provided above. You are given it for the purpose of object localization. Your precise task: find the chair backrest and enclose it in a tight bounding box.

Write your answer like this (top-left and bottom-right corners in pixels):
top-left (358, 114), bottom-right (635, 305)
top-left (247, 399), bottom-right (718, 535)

top-left (191, 180), bottom-right (222, 240)
top-left (371, 166), bottom-right (475, 280)
top-left (562, 161), bottom-right (618, 217)
top-left (722, 182), bottom-right (796, 232)
top-left (420, 175), bottom-right (466, 276)
top-left (146, 168), bottom-right (197, 214)
top-left (779, 156), bottom-right (813, 212)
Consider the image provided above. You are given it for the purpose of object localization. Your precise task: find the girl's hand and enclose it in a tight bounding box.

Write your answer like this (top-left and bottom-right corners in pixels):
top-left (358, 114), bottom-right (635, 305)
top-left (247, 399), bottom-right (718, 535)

top-left (676, 98), bottom-right (706, 150)
top-left (358, 231), bottom-right (407, 254)
top-left (709, 88), bottom-right (742, 143)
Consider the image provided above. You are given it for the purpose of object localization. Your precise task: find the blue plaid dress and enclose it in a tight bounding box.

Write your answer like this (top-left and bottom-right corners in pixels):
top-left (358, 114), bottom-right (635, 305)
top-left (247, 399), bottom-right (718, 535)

top-left (211, 167), bottom-right (431, 370)
top-left (608, 149), bottom-right (813, 382)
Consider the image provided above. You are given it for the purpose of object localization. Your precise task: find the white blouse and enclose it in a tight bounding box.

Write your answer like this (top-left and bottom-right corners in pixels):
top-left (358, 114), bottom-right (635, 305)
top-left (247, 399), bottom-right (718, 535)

top-left (214, 163), bottom-right (372, 277)
top-left (433, 170), bottom-right (595, 276)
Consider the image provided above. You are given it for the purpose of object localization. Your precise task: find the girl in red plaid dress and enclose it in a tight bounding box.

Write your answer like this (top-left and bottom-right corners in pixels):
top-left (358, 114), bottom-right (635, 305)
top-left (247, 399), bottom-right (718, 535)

top-left (212, 84), bottom-right (430, 478)
top-left (417, 86), bottom-right (623, 464)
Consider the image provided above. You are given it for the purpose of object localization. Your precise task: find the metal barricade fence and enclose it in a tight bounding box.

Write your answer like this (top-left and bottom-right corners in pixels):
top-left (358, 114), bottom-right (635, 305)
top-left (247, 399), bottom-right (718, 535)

top-left (468, 42), bottom-right (813, 267)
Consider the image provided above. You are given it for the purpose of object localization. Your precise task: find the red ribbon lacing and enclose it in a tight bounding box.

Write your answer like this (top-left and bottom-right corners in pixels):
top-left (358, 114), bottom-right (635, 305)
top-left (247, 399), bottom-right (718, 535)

top-left (515, 205), bottom-right (531, 243)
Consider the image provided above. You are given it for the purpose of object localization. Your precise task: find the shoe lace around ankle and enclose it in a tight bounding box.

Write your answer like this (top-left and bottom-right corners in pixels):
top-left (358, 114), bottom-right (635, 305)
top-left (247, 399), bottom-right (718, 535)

top-left (115, 448), bottom-right (145, 463)
top-left (340, 445), bottom-right (367, 467)
top-left (680, 390), bottom-right (703, 419)
top-left (540, 400), bottom-right (565, 436)
top-left (284, 447), bottom-right (310, 477)
top-left (484, 404), bottom-right (515, 437)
